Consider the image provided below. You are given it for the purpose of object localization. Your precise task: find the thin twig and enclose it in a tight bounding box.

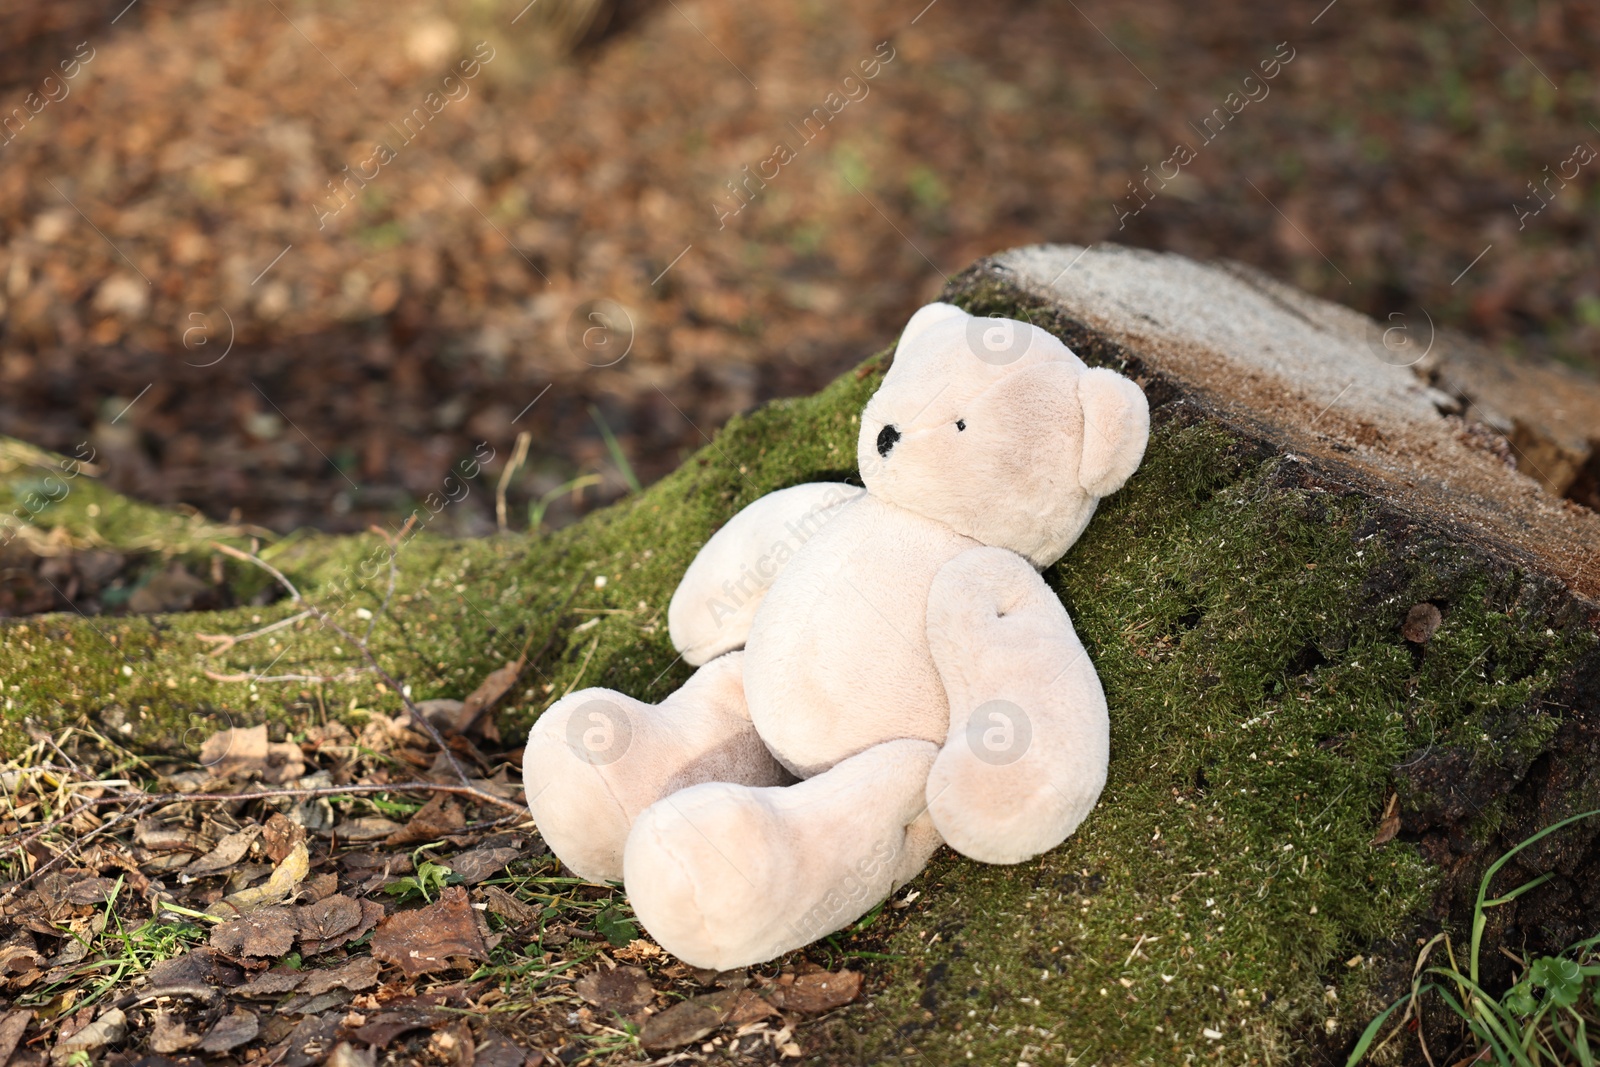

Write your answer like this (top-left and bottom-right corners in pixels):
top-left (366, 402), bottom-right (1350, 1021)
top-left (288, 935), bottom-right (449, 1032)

top-left (559, 634), bottom-right (600, 701)
top-left (497, 430), bottom-right (533, 533)
top-left (210, 540), bottom-right (476, 789)
top-left (38, 731), bottom-right (86, 778)
top-left (0, 802), bottom-right (154, 910)
top-left (364, 518), bottom-right (412, 646)
top-left (196, 609), bottom-right (314, 657)
top-left (97, 782), bottom-right (530, 815)
top-left (1, 796), bottom-right (103, 868)
top-left (204, 667), bottom-right (374, 684)
top-left (457, 811), bottom-right (531, 834)
top-left (323, 615), bottom-right (475, 787)
top-left (212, 541), bottom-right (302, 601)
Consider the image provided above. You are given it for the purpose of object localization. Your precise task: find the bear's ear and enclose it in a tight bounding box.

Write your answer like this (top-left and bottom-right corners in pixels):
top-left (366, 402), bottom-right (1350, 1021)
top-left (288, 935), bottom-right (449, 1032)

top-left (895, 302), bottom-right (968, 356)
top-left (1077, 368), bottom-right (1150, 497)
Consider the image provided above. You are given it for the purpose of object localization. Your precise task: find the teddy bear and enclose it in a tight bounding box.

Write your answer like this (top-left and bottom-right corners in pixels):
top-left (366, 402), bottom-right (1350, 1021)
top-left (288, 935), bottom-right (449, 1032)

top-left (524, 301), bottom-right (1150, 969)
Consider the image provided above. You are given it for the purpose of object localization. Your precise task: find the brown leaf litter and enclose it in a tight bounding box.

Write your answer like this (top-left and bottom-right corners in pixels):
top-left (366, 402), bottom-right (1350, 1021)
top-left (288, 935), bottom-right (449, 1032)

top-left (370, 885), bottom-right (489, 978)
top-left (0, 658), bottom-right (892, 1064)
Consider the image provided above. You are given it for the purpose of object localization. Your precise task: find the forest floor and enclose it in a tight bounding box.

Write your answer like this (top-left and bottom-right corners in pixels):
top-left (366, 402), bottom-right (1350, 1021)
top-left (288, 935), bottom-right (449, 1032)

top-left (1, 0), bottom-right (1598, 542)
top-left (1, 702), bottom-right (879, 1065)
top-left (3, 4), bottom-right (1600, 1061)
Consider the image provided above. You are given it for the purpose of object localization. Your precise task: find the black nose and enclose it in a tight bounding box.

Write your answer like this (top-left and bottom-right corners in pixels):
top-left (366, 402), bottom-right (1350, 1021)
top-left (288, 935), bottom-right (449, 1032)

top-left (876, 424), bottom-right (901, 458)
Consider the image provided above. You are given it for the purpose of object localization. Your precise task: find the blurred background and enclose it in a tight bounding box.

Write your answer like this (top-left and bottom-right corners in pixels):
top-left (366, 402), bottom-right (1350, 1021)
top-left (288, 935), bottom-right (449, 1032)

top-left (1, 0), bottom-right (1597, 537)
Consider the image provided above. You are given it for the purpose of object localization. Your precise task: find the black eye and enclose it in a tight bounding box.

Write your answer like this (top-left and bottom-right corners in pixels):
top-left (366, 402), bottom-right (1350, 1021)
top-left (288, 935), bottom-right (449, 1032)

top-left (955, 419), bottom-right (966, 432)
top-left (876, 424), bottom-right (901, 457)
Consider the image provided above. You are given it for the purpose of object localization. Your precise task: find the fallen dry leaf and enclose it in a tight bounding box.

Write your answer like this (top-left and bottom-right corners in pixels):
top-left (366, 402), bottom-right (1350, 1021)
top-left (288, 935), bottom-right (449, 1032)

top-left (449, 846), bottom-right (520, 885)
top-left (341, 851), bottom-right (414, 877)
top-left (267, 1012), bottom-right (339, 1067)
top-left (480, 885), bottom-right (539, 926)
top-left (352, 898), bottom-right (386, 939)
top-left (235, 966), bottom-right (304, 997)
top-left (370, 885), bottom-right (488, 977)
top-left (133, 818), bottom-right (206, 867)
top-left (296, 894), bottom-right (363, 954)
top-left (765, 969), bottom-right (863, 1013)
top-left (146, 947), bottom-right (243, 995)
top-left (262, 812), bottom-right (309, 864)
top-left (333, 816), bottom-right (405, 842)
top-left (473, 1029), bottom-right (530, 1067)
top-left (298, 954), bottom-right (382, 997)
top-left (453, 659), bottom-right (524, 734)
top-left (575, 965), bottom-right (656, 1015)
top-left (199, 725), bottom-right (304, 784)
top-left (0, 1010), bottom-right (31, 1066)
top-left (639, 988), bottom-right (777, 1050)
top-left (199, 1008), bottom-right (260, 1053)
top-left (184, 825), bottom-right (262, 877)
top-left (210, 840), bottom-right (309, 916)
top-left (50, 1007), bottom-right (125, 1064)
top-left (1371, 792), bottom-right (1402, 847)
top-left (149, 1010), bottom-right (201, 1053)
top-left (385, 793), bottom-right (466, 847)
top-left (211, 907), bottom-right (296, 958)
top-left (302, 871), bottom-right (340, 902)
top-left (346, 1007), bottom-right (449, 1047)
top-left (0, 941), bottom-right (45, 992)
top-left (62, 876), bottom-right (119, 905)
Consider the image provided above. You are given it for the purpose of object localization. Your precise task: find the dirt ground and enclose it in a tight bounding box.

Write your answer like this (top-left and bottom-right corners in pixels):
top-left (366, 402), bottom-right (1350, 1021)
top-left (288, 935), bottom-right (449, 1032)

top-left (1, 0), bottom-right (1597, 536)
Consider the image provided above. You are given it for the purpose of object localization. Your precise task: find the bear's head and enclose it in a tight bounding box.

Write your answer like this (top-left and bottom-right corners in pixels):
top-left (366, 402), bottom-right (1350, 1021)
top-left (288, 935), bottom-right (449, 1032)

top-left (858, 302), bottom-right (1150, 568)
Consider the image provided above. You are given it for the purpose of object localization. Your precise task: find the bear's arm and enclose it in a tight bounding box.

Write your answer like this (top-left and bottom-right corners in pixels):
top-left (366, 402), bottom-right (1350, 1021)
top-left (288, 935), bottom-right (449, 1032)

top-left (922, 546), bottom-right (1111, 864)
top-left (667, 482), bottom-right (864, 665)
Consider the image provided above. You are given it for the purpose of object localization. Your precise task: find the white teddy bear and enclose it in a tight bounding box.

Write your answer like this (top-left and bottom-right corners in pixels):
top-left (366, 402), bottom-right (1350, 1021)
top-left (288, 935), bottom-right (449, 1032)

top-left (524, 302), bottom-right (1150, 969)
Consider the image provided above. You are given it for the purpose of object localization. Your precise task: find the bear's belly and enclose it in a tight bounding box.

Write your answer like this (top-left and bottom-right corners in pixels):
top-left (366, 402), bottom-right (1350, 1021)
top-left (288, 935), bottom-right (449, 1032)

top-left (743, 496), bottom-right (978, 777)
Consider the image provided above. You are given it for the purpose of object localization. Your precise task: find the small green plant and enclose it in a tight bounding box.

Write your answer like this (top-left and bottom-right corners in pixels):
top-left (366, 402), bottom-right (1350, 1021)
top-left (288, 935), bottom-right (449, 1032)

top-left (24, 877), bottom-right (209, 1011)
top-left (592, 901), bottom-right (638, 947)
top-left (582, 1025), bottom-right (642, 1060)
top-left (1347, 808), bottom-right (1600, 1066)
top-left (818, 901), bottom-right (903, 965)
top-left (361, 793), bottom-right (425, 818)
top-left (384, 859), bottom-right (459, 904)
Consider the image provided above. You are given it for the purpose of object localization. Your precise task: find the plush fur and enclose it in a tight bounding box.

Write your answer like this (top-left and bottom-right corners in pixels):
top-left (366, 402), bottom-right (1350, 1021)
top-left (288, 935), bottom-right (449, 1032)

top-left (525, 303), bottom-right (1150, 969)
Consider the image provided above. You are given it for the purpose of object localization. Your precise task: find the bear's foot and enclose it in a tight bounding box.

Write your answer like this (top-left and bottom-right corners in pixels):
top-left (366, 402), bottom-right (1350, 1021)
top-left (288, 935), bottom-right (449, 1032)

top-left (523, 652), bottom-right (789, 882)
top-left (622, 738), bottom-right (941, 970)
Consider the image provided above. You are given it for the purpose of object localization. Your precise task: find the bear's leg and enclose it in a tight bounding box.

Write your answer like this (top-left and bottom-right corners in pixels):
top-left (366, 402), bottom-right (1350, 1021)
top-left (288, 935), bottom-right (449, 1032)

top-left (923, 546), bottom-right (1110, 864)
top-left (622, 738), bottom-right (942, 970)
top-left (524, 651), bottom-right (789, 883)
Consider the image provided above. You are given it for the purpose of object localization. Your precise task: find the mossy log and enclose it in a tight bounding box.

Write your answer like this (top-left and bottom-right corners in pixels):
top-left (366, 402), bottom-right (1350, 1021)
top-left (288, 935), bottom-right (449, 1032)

top-left (4, 245), bottom-right (1599, 1065)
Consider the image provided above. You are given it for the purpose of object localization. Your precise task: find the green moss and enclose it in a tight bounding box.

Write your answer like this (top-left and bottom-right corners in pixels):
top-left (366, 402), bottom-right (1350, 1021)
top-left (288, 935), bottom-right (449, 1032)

top-left (0, 355), bottom-right (887, 757)
top-left (2, 315), bottom-right (1592, 1063)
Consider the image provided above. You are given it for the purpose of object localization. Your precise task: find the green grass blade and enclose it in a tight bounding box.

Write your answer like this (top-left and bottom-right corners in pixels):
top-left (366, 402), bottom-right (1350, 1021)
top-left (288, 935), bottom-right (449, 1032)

top-left (1485, 872), bottom-right (1555, 909)
top-left (1344, 987), bottom-right (1428, 1066)
top-left (1575, 1013), bottom-right (1595, 1067)
top-left (589, 405), bottom-right (642, 494)
top-left (1425, 969), bottom-right (1536, 1067)
top-left (1549, 1014), bottom-right (1589, 1067)
top-left (1471, 808), bottom-right (1600, 987)
top-left (1432, 984), bottom-right (1514, 1067)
